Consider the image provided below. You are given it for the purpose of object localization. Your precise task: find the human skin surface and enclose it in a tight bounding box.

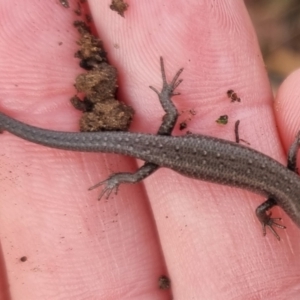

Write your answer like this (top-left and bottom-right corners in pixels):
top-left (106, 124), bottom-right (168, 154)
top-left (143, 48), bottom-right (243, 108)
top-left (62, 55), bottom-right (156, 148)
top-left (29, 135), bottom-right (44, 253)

top-left (0, 0), bottom-right (300, 299)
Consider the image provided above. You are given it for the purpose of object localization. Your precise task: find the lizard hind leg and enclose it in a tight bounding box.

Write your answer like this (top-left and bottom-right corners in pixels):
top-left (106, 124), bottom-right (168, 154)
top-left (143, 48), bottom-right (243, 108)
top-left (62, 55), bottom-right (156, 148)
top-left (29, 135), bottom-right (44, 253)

top-left (255, 198), bottom-right (286, 240)
top-left (255, 131), bottom-right (300, 239)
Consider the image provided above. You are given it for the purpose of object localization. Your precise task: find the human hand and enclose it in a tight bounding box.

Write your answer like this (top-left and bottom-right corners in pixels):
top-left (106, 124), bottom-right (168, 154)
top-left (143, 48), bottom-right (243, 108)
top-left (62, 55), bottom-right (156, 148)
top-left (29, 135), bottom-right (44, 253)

top-left (0, 1), bottom-right (299, 299)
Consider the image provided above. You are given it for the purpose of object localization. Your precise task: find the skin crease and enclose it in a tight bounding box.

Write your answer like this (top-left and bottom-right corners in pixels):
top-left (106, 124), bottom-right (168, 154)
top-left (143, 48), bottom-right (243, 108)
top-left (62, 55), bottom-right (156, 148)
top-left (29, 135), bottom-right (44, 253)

top-left (0, 0), bottom-right (300, 299)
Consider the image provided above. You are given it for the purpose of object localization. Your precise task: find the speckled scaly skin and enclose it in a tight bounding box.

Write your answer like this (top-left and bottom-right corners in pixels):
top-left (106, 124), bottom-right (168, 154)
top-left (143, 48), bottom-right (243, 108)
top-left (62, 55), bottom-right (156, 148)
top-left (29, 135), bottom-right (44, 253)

top-left (1, 58), bottom-right (299, 239)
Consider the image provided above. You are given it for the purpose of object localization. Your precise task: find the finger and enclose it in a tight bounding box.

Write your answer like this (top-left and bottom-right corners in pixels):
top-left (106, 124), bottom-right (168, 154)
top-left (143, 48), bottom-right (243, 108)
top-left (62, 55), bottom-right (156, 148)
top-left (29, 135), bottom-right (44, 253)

top-left (275, 69), bottom-right (300, 150)
top-left (0, 1), bottom-right (168, 300)
top-left (90, 0), bottom-right (300, 298)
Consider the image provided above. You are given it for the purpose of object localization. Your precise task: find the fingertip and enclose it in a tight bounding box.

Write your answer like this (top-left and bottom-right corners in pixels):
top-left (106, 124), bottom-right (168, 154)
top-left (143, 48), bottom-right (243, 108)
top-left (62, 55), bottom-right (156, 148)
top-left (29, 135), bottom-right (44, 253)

top-left (274, 69), bottom-right (300, 150)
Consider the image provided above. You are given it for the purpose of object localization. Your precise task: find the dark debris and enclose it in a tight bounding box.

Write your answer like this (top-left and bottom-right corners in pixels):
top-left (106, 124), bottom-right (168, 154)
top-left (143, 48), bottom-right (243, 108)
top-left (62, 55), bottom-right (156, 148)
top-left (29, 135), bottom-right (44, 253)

top-left (110, 0), bottom-right (129, 17)
top-left (158, 275), bottom-right (171, 290)
top-left (71, 21), bottom-right (134, 132)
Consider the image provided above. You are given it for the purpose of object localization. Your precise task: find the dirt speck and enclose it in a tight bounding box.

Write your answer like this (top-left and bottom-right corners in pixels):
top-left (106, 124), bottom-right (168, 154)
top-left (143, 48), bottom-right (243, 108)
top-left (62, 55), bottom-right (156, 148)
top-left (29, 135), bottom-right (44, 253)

top-left (79, 100), bottom-right (133, 131)
top-left (74, 3), bottom-right (81, 16)
top-left (216, 115), bottom-right (228, 125)
top-left (110, 0), bottom-right (129, 17)
top-left (227, 89), bottom-right (241, 102)
top-left (59, 0), bottom-right (69, 8)
top-left (20, 256), bottom-right (27, 262)
top-left (158, 275), bottom-right (171, 290)
top-left (179, 121), bottom-right (187, 130)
